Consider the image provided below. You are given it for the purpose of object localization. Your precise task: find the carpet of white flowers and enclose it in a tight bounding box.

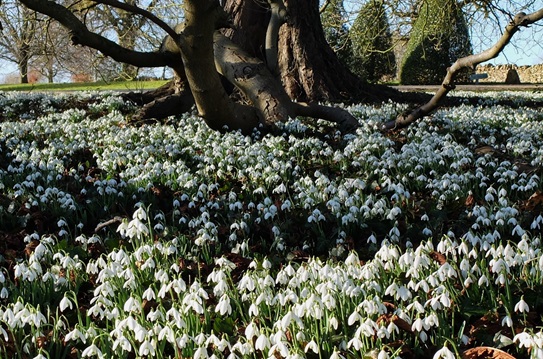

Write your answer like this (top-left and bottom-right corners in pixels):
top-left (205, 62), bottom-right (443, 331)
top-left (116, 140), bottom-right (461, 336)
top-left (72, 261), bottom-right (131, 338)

top-left (1, 90), bottom-right (543, 359)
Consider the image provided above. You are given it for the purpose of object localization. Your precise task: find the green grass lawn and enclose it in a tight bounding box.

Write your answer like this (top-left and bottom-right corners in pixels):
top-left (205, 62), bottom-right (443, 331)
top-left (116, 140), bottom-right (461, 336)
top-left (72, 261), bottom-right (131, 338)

top-left (0, 79), bottom-right (169, 92)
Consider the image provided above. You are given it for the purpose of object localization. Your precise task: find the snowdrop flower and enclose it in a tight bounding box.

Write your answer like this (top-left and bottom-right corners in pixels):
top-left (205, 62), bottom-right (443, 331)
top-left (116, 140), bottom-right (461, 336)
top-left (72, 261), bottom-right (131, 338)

top-left (33, 243), bottom-right (48, 260)
top-left (347, 332), bottom-right (364, 350)
top-left (514, 297), bottom-right (530, 313)
top-left (1, 326), bottom-right (8, 342)
top-left (142, 287), bottom-right (156, 301)
top-left (477, 275), bottom-right (489, 286)
top-left (81, 344), bottom-right (103, 358)
top-left (123, 296), bottom-right (140, 313)
top-left (329, 317), bottom-right (339, 330)
top-left (248, 303), bottom-right (259, 316)
top-left (133, 206), bottom-right (147, 220)
top-left (348, 311), bottom-right (361, 326)
top-left (1, 287), bottom-right (9, 299)
top-left (65, 326), bottom-right (86, 343)
top-left (112, 336), bottom-right (132, 352)
top-left (262, 258), bottom-right (272, 269)
top-left (215, 294), bottom-right (232, 316)
top-left (59, 296), bottom-right (73, 312)
top-left (194, 347), bottom-right (209, 359)
top-left (139, 339), bottom-right (156, 357)
top-left (245, 321), bottom-right (259, 341)
top-left (433, 345), bottom-right (455, 359)
top-left (304, 340), bottom-right (319, 354)
top-left (255, 334), bottom-right (270, 350)
top-left (501, 315), bottom-right (513, 328)
top-left (513, 332), bottom-right (534, 348)
top-left (330, 349), bottom-right (345, 359)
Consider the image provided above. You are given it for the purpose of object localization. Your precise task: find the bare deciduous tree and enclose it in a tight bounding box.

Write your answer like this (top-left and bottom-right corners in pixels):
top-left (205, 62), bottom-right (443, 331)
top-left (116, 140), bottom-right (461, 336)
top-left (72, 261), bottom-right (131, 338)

top-left (0, 0), bottom-right (39, 83)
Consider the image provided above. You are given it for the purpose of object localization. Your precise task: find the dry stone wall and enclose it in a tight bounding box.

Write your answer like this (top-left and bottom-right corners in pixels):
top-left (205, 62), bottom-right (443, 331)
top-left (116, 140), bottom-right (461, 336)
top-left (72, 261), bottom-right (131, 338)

top-left (475, 64), bottom-right (543, 83)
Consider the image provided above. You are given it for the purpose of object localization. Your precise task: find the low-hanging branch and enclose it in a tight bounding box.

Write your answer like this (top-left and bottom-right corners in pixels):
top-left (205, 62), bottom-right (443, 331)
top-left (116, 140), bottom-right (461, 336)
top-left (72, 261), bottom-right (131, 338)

top-left (16, 0), bottom-right (360, 134)
top-left (383, 7), bottom-right (543, 131)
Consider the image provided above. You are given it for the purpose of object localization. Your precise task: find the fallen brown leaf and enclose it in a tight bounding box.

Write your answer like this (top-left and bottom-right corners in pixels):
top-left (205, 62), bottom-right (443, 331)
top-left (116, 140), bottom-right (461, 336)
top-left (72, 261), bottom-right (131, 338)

top-left (429, 251), bottom-right (447, 265)
top-left (523, 191), bottom-right (543, 211)
top-left (465, 193), bottom-right (475, 207)
top-left (462, 346), bottom-right (516, 359)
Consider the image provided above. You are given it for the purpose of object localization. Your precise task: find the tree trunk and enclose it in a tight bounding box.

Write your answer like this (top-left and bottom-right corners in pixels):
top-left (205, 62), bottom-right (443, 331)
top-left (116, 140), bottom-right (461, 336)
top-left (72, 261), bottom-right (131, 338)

top-left (179, 0), bottom-right (260, 133)
top-left (19, 47), bottom-right (30, 83)
top-left (277, 0), bottom-right (349, 101)
top-left (18, 7), bottom-right (36, 84)
top-left (223, 0), bottom-right (269, 60)
top-left (223, 0), bottom-right (390, 103)
top-left (19, 62), bottom-right (29, 83)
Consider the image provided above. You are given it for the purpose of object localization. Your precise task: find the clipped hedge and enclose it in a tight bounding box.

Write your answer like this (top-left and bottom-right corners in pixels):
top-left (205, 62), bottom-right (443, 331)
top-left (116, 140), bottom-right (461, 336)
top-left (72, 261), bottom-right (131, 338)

top-left (349, 0), bottom-right (396, 83)
top-left (399, 0), bottom-right (472, 85)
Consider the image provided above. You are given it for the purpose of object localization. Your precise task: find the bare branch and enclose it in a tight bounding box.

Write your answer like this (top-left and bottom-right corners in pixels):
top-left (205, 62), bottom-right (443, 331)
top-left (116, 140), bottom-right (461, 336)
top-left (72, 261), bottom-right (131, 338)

top-left (92, 0), bottom-right (178, 40)
top-left (94, 216), bottom-right (122, 233)
top-left (17, 0), bottom-right (174, 68)
top-left (383, 7), bottom-right (543, 131)
top-left (319, 0), bottom-right (331, 14)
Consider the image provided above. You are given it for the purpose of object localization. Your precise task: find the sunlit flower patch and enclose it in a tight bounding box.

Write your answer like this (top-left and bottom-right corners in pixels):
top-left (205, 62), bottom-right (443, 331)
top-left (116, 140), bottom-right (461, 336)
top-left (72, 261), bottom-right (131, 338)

top-left (1, 91), bottom-right (543, 358)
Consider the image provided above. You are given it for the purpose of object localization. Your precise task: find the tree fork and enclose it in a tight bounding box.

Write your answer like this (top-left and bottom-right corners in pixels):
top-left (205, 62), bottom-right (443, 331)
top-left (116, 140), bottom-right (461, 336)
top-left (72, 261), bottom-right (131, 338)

top-left (383, 8), bottom-right (543, 131)
top-left (17, 0), bottom-right (175, 68)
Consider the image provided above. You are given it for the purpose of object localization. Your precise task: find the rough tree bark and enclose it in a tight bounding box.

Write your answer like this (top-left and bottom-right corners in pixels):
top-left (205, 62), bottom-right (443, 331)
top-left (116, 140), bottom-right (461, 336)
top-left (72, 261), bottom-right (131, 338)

top-left (383, 7), bottom-right (543, 130)
top-left (278, 0), bottom-right (361, 101)
top-left (213, 31), bottom-right (359, 132)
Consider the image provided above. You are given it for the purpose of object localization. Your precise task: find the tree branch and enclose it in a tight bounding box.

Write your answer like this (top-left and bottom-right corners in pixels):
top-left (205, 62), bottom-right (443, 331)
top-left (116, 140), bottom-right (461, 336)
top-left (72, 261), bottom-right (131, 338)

top-left (383, 7), bottom-right (543, 131)
top-left (17, 0), bottom-right (174, 68)
top-left (292, 102), bottom-right (360, 133)
top-left (214, 32), bottom-right (291, 125)
top-left (92, 0), bottom-right (178, 40)
top-left (265, 0), bottom-right (287, 74)
top-left (214, 32), bottom-right (360, 133)
top-left (319, 0), bottom-right (331, 14)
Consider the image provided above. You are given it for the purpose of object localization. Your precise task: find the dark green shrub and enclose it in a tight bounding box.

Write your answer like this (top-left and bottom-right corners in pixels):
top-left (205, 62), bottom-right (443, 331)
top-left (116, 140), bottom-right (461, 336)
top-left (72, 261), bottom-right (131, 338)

top-left (349, 0), bottom-right (396, 83)
top-left (399, 0), bottom-right (472, 85)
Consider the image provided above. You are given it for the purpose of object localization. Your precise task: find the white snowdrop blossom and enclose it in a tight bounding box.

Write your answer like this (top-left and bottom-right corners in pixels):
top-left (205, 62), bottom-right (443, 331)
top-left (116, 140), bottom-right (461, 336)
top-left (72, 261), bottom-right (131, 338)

top-left (514, 297), bottom-right (530, 313)
top-left (433, 345), bottom-right (455, 359)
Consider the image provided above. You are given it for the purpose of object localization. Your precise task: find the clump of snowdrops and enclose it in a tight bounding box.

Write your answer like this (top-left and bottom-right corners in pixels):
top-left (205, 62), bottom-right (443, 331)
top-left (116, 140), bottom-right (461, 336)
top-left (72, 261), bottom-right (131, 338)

top-left (0, 90), bottom-right (543, 358)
